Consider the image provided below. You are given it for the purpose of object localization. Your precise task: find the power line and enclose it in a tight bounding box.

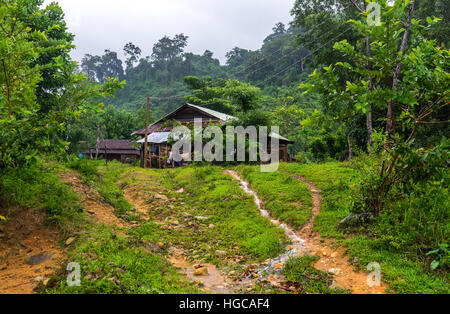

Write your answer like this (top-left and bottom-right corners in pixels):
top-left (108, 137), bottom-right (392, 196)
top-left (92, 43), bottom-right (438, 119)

top-left (255, 25), bottom-right (354, 88)
top-left (243, 19), bottom-right (353, 82)
top-left (231, 2), bottom-right (354, 79)
top-left (152, 94), bottom-right (188, 101)
top-left (149, 7), bottom-right (356, 101)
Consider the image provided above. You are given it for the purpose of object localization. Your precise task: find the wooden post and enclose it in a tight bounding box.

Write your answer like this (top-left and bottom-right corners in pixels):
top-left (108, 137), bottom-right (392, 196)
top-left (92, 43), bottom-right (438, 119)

top-left (144, 96), bottom-right (150, 168)
top-left (95, 125), bottom-right (101, 159)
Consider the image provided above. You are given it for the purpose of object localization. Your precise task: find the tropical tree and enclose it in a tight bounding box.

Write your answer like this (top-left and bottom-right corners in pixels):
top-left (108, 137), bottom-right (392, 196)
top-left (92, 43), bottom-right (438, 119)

top-left (0, 0), bottom-right (123, 168)
top-left (301, 0), bottom-right (449, 214)
top-left (123, 42), bottom-right (142, 70)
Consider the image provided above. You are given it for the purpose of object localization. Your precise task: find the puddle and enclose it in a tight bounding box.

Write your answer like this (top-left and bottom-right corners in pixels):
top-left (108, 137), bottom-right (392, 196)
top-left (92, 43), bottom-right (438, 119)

top-left (168, 247), bottom-right (233, 294)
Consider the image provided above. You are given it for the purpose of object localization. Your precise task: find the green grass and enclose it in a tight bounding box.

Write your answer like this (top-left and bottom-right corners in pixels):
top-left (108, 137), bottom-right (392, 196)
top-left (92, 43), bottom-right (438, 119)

top-left (45, 226), bottom-right (201, 294)
top-left (279, 161), bottom-right (449, 294)
top-left (0, 159), bottom-right (83, 230)
top-left (5, 158), bottom-right (447, 294)
top-left (345, 236), bottom-right (449, 294)
top-left (67, 159), bottom-right (134, 219)
top-left (237, 165), bottom-right (312, 229)
top-left (279, 162), bottom-right (359, 238)
top-left (122, 165), bottom-right (288, 263)
top-left (283, 255), bottom-right (349, 294)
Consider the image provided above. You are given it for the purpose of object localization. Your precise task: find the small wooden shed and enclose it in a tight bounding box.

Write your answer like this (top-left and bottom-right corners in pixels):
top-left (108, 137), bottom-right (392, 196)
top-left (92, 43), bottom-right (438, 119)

top-left (85, 140), bottom-right (140, 163)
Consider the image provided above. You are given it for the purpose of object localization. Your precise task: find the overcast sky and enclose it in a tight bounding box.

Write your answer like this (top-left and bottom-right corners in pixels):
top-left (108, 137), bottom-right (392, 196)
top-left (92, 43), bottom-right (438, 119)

top-left (42, 0), bottom-right (296, 64)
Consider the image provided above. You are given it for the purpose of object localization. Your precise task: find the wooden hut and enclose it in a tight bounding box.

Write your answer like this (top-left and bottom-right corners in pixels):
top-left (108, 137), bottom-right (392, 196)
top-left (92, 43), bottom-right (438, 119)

top-left (85, 140), bottom-right (140, 163)
top-left (132, 103), bottom-right (293, 168)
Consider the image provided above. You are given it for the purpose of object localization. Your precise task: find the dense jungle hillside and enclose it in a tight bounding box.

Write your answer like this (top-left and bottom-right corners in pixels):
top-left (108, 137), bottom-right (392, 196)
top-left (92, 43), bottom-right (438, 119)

top-left (0, 0), bottom-right (448, 298)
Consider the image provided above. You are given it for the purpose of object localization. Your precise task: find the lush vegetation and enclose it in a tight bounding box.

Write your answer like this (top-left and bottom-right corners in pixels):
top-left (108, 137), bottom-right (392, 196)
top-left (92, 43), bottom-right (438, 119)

top-left (237, 165), bottom-right (312, 229)
top-left (0, 0), bottom-right (448, 295)
top-left (278, 161), bottom-right (449, 294)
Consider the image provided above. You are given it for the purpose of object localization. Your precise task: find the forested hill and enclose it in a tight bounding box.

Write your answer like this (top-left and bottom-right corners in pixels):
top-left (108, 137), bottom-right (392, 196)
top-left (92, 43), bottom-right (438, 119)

top-left (80, 23), bottom-right (310, 117)
top-left (70, 0), bottom-right (449, 161)
top-left (1, 0), bottom-right (449, 296)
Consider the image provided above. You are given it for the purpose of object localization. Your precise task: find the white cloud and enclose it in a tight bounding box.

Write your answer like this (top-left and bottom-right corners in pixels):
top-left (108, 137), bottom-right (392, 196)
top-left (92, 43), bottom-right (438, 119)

top-left (42, 0), bottom-right (295, 64)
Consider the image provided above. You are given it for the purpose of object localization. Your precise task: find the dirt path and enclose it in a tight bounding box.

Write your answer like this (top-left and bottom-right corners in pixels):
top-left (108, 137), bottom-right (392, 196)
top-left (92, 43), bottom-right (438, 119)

top-left (58, 170), bottom-right (125, 227)
top-left (292, 175), bottom-right (388, 294)
top-left (123, 186), bottom-right (236, 294)
top-left (0, 207), bottom-right (66, 294)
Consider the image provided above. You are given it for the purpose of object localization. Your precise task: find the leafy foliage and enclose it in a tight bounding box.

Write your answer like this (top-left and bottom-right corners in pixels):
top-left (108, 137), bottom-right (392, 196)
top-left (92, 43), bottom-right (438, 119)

top-left (0, 0), bottom-right (123, 169)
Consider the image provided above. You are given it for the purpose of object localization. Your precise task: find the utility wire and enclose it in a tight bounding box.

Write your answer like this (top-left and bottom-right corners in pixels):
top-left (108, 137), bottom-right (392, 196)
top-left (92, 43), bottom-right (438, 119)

top-left (149, 5), bottom-right (357, 101)
top-left (231, 2), bottom-right (354, 79)
top-left (255, 25), bottom-right (354, 87)
top-left (150, 22), bottom-right (355, 101)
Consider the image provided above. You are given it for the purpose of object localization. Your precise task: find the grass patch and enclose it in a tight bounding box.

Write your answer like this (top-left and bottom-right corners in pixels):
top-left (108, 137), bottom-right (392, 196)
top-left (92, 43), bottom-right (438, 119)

top-left (67, 159), bottom-right (134, 219)
top-left (0, 159), bottom-right (82, 228)
top-left (279, 162), bottom-right (359, 238)
top-left (283, 255), bottom-right (348, 294)
top-left (345, 236), bottom-right (449, 294)
top-left (122, 165), bottom-right (288, 263)
top-left (237, 165), bottom-right (312, 229)
top-left (46, 226), bottom-right (201, 294)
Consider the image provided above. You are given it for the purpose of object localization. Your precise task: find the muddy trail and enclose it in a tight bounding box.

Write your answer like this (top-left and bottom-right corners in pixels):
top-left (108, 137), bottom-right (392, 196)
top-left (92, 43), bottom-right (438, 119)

top-left (223, 171), bottom-right (388, 294)
top-left (1, 167), bottom-right (387, 294)
top-left (231, 170), bottom-right (387, 294)
top-left (0, 207), bottom-right (66, 294)
top-left (124, 170), bottom-right (388, 294)
top-left (58, 170), bottom-right (126, 228)
top-left (291, 175), bottom-right (388, 294)
top-left (124, 182), bottom-right (285, 294)
top-left (123, 185), bottom-right (235, 294)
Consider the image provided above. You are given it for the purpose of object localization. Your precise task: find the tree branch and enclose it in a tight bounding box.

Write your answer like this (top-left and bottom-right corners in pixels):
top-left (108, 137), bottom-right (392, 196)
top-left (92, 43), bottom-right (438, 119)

top-left (346, 0), bottom-right (364, 13)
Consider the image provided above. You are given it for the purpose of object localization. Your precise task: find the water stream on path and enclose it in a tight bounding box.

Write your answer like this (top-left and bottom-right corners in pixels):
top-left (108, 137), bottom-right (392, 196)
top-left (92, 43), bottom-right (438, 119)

top-left (225, 170), bottom-right (306, 276)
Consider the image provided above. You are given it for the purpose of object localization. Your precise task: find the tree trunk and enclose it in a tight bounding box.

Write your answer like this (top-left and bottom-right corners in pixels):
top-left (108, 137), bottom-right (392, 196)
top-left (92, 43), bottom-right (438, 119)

top-left (386, 1), bottom-right (415, 139)
top-left (366, 107), bottom-right (373, 149)
top-left (365, 16), bottom-right (374, 150)
top-left (95, 125), bottom-right (101, 159)
top-left (350, 1), bottom-right (375, 150)
top-left (347, 135), bottom-right (354, 160)
top-left (2, 60), bottom-right (12, 120)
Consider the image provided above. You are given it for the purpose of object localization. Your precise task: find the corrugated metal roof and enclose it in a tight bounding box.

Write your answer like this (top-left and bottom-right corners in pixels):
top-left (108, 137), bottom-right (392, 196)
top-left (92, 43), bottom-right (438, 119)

top-left (136, 131), bottom-right (190, 144)
top-left (137, 132), bottom-right (170, 144)
top-left (132, 121), bottom-right (222, 136)
top-left (186, 103), bottom-right (237, 123)
top-left (269, 132), bottom-right (294, 144)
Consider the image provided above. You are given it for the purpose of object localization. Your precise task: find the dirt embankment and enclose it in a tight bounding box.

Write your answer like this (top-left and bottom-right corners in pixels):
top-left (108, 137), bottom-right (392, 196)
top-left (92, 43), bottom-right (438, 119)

top-left (0, 169), bottom-right (128, 294)
top-left (58, 170), bottom-right (125, 227)
top-left (0, 207), bottom-right (66, 294)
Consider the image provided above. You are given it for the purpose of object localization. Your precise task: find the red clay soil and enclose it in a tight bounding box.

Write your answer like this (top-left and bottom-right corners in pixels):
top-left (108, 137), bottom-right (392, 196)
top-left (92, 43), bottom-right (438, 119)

top-left (58, 170), bottom-right (125, 227)
top-left (293, 176), bottom-right (388, 294)
top-left (0, 207), bottom-right (66, 294)
top-left (0, 170), bottom-right (128, 294)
